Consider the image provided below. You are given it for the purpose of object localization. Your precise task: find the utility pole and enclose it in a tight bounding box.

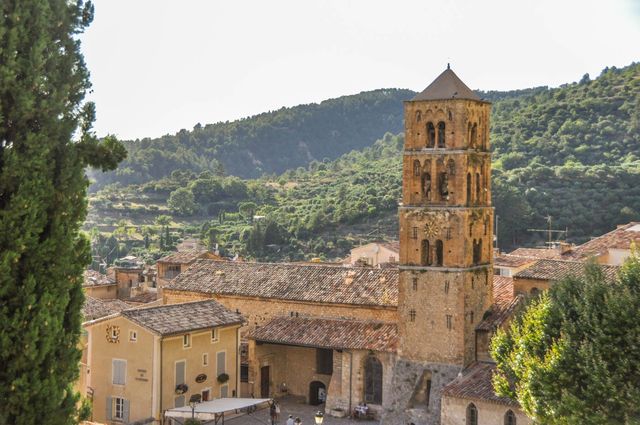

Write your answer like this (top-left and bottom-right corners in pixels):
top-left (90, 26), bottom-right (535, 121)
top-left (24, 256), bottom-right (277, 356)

top-left (494, 215), bottom-right (499, 252)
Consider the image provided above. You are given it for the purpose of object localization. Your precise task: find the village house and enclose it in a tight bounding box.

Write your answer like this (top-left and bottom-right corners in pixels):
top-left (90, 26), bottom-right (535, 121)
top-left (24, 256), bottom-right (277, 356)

top-left (83, 269), bottom-right (118, 300)
top-left (156, 249), bottom-right (221, 291)
top-left (78, 297), bottom-right (131, 398)
top-left (83, 300), bottom-right (243, 425)
top-left (511, 259), bottom-right (619, 296)
top-left (112, 256), bottom-right (146, 299)
top-left (504, 222), bottom-right (640, 267)
top-left (492, 255), bottom-right (535, 278)
top-left (344, 241), bottom-right (400, 267)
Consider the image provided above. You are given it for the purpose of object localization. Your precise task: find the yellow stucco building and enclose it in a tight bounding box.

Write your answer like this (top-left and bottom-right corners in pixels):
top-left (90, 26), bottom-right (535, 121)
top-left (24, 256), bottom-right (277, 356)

top-left (84, 300), bottom-right (243, 424)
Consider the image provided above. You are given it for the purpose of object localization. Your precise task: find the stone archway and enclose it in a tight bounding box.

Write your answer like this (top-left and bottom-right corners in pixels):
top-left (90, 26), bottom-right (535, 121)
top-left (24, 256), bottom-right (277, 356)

top-left (309, 381), bottom-right (326, 405)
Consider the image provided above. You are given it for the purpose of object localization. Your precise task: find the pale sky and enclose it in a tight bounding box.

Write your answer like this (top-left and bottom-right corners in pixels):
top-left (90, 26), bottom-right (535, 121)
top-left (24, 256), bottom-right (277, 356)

top-left (80, 0), bottom-right (640, 141)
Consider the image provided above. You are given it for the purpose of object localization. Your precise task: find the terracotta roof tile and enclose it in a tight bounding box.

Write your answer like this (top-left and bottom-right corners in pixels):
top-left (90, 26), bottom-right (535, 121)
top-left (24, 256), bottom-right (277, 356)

top-left (442, 362), bottom-right (518, 406)
top-left (494, 255), bottom-right (536, 268)
top-left (122, 299), bottom-right (243, 336)
top-left (250, 316), bottom-right (397, 352)
top-left (477, 277), bottom-right (523, 331)
top-left (82, 296), bottom-right (129, 322)
top-left (157, 249), bottom-right (211, 265)
top-left (565, 222), bottom-right (640, 259)
top-left (83, 270), bottom-right (115, 287)
top-left (380, 241), bottom-right (400, 253)
top-left (507, 248), bottom-right (564, 260)
top-left (412, 68), bottom-right (482, 102)
top-left (514, 259), bottom-right (619, 282)
top-left (165, 260), bottom-right (398, 307)
top-left (124, 292), bottom-right (159, 304)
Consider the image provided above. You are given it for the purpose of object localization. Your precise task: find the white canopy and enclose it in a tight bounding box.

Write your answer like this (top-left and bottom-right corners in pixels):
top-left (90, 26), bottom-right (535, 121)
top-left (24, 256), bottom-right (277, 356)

top-left (165, 398), bottom-right (271, 421)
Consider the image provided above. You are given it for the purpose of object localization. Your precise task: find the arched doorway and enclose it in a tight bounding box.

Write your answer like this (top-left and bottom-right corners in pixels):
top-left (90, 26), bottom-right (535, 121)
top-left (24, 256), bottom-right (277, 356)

top-left (309, 381), bottom-right (326, 405)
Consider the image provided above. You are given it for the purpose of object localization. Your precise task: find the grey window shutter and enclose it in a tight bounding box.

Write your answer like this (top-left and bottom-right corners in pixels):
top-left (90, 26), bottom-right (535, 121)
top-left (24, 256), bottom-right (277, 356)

top-left (113, 360), bottom-right (125, 385)
top-left (175, 395), bottom-right (185, 407)
top-left (176, 361), bottom-right (185, 385)
top-left (118, 361), bottom-right (126, 385)
top-left (217, 352), bottom-right (225, 376)
top-left (124, 399), bottom-right (130, 423)
top-left (221, 385), bottom-right (228, 398)
top-left (106, 396), bottom-right (112, 420)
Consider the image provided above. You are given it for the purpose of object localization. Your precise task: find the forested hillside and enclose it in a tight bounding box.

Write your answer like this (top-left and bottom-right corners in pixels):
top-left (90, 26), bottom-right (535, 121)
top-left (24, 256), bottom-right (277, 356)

top-left (90, 89), bottom-right (413, 188)
top-left (87, 63), bottom-right (640, 262)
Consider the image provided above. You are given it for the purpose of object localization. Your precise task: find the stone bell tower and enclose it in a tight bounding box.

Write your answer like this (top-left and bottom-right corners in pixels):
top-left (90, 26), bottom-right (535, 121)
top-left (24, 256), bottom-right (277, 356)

top-left (384, 67), bottom-right (493, 425)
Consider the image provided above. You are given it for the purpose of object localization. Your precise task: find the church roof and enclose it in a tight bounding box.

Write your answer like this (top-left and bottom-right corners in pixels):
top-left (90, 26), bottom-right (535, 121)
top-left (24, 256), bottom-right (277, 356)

top-left (164, 259), bottom-right (398, 308)
top-left (249, 316), bottom-right (398, 352)
top-left (477, 276), bottom-right (523, 331)
top-left (412, 67), bottom-right (482, 102)
top-left (442, 362), bottom-right (519, 406)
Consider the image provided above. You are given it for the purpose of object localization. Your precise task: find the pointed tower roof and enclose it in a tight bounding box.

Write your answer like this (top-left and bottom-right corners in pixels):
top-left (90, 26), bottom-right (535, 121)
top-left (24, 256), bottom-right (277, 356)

top-left (412, 66), bottom-right (481, 102)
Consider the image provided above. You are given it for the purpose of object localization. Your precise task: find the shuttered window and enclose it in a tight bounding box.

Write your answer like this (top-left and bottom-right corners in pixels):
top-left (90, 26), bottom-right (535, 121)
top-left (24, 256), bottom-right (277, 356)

top-left (217, 351), bottom-right (226, 375)
top-left (108, 397), bottom-right (128, 422)
top-left (175, 360), bottom-right (186, 386)
top-left (220, 384), bottom-right (228, 398)
top-left (112, 359), bottom-right (126, 385)
top-left (175, 395), bottom-right (185, 407)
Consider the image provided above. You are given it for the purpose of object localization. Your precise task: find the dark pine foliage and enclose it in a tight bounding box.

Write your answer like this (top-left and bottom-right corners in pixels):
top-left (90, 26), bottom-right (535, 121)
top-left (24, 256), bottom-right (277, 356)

top-left (0, 1), bottom-right (125, 423)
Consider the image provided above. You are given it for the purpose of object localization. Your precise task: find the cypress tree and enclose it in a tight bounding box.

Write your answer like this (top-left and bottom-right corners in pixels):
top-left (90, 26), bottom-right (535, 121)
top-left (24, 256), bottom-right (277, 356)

top-left (0, 1), bottom-right (126, 424)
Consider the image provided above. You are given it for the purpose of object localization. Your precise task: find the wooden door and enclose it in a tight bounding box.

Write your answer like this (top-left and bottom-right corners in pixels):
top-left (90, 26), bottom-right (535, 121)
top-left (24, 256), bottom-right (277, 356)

top-left (260, 366), bottom-right (270, 398)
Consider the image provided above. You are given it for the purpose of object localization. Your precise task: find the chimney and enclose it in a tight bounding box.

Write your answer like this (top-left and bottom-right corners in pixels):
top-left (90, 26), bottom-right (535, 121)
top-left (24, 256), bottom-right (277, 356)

top-left (557, 242), bottom-right (572, 254)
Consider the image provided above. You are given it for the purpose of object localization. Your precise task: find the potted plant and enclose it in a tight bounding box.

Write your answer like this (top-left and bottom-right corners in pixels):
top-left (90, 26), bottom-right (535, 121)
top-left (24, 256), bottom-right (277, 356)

top-left (175, 383), bottom-right (189, 394)
top-left (217, 373), bottom-right (229, 384)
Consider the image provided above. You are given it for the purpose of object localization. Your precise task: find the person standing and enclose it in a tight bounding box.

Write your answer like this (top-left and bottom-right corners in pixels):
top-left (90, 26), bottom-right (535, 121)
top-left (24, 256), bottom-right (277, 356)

top-left (270, 402), bottom-right (277, 424)
top-left (286, 415), bottom-right (295, 425)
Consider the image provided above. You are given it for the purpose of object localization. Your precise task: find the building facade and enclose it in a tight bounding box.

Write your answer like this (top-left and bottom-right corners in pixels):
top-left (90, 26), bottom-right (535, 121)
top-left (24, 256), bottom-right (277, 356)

top-left (384, 67), bottom-right (494, 425)
top-left (84, 300), bottom-right (243, 424)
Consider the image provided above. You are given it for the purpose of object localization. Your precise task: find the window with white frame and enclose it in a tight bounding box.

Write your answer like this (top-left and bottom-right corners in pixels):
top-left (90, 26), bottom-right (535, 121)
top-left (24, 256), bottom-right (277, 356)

top-left (114, 397), bottom-right (125, 420)
top-left (129, 330), bottom-right (137, 342)
top-left (211, 328), bottom-right (219, 343)
top-left (112, 359), bottom-right (126, 385)
top-left (203, 353), bottom-right (209, 366)
top-left (183, 333), bottom-right (191, 348)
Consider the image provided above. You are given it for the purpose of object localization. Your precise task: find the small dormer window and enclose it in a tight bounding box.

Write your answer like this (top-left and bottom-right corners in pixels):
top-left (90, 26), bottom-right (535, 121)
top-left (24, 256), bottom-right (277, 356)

top-left (129, 330), bottom-right (137, 342)
top-left (211, 328), bottom-right (219, 343)
top-left (183, 334), bottom-right (191, 348)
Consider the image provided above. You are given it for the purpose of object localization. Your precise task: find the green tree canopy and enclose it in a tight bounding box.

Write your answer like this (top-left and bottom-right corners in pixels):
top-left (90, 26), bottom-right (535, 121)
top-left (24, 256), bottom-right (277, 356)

top-left (491, 256), bottom-right (640, 424)
top-left (0, 1), bottom-right (125, 423)
top-left (167, 187), bottom-right (198, 216)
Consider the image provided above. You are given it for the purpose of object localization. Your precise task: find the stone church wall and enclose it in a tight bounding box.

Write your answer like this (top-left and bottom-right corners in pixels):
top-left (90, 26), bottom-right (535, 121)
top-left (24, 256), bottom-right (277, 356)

top-left (163, 289), bottom-right (397, 334)
top-left (441, 396), bottom-right (531, 425)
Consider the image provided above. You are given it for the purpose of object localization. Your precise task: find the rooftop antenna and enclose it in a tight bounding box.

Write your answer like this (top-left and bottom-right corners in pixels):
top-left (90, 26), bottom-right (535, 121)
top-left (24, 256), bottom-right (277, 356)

top-left (527, 215), bottom-right (569, 249)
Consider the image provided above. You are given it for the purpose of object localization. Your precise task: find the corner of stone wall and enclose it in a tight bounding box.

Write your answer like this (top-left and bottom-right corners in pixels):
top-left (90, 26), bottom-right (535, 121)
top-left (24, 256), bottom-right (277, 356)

top-left (381, 359), bottom-right (461, 425)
